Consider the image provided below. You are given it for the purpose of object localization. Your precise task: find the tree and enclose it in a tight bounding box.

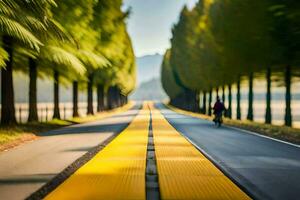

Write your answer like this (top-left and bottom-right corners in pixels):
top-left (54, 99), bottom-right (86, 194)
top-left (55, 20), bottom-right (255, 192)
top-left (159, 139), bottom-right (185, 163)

top-left (163, 0), bottom-right (300, 128)
top-left (0, 0), bottom-right (43, 124)
top-left (161, 50), bottom-right (185, 108)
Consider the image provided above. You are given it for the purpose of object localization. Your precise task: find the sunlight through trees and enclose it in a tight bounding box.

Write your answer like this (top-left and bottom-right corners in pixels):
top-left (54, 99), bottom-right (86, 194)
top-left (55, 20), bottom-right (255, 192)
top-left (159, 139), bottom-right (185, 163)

top-left (162, 0), bottom-right (300, 127)
top-left (0, 0), bottom-right (135, 125)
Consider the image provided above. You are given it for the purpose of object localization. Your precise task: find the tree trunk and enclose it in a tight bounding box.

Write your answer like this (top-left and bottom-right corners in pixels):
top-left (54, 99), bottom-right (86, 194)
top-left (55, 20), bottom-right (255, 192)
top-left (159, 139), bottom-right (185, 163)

top-left (222, 85), bottom-right (226, 116)
top-left (72, 81), bottom-right (79, 117)
top-left (116, 88), bottom-right (121, 108)
top-left (216, 87), bottom-right (219, 99)
top-left (87, 73), bottom-right (94, 115)
top-left (196, 91), bottom-right (200, 112)
top-left (208, 89), bottom-right (212, 116)
top-left (191, 90), bottom-right (200, 113)
top-left (107, 86), bottom-right (114, 110)
top-left (228, 84), bottom-right (232, 119)
top-left (247, 72), bottom-right (254, 121)
top-left (53, 70), bottom-right (60, 119)
top-left (28, 58), bottom-right (38, 122)
top-left (1, 35), bottom-right (17, 125)
top-left (97, 84), bottom-right (105, 112)
top-left (265, 67), bottom-right (272, 124)
top-left (202, 91), bottom-right (207, 114)
top-left (285, 65), bottom-right (292, 126)
top-left (237, 77), bottom-right (241, 120)
top-left (103, 90), bottom-right (108, 110)
top-left (222, 85), bottom-right (225, 103)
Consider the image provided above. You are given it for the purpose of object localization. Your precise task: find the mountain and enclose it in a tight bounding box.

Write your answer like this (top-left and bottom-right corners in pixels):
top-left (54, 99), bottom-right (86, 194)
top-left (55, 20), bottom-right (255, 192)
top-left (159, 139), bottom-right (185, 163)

top-left (130, 78), bottom-right (168, 101)
top-left (136, 53), bottom-right (163, 86)
top-left (129, 53), bottom-right (168, 101)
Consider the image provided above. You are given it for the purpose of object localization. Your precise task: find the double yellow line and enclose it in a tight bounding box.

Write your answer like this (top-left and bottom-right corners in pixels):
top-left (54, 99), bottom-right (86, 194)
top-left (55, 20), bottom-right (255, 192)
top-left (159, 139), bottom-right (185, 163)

top-left (151, 103), bottom-right (250, 200)
top-left (45, 103), bottom-right (150, 200)
top-left (45, 102), bottom-right (250, 200)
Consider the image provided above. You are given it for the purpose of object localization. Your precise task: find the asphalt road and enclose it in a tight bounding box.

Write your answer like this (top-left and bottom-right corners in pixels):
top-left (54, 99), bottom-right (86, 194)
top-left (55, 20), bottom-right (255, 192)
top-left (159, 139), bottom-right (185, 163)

top-left (158, 104), bottom-right (300, 200)
top-left (0, 105), bottom-right (140, 200)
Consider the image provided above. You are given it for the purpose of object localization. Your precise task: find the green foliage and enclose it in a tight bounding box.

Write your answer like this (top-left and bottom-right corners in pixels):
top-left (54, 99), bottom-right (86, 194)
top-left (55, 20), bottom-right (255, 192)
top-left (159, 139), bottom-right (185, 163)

top-left (0, 0), bottom-right (136, 93)
top-left (161, 50), bottom-right (184, 99)
top-left (163, 0), bottom-right (300, 97)
top-left (40, 45), bottom-right (85, 75)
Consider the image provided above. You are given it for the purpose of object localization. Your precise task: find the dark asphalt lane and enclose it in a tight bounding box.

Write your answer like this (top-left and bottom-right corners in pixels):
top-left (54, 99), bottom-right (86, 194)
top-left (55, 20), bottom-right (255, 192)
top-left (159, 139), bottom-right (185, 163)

top-left (0, 104), bottom-right (140, 200)
top-left (158, 104), bottom-right (300, 200)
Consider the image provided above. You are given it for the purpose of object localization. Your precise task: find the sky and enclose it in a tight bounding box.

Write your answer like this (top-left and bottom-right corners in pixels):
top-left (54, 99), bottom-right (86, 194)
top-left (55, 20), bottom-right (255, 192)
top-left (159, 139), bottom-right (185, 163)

top-left (123, 0), bottom-right (198, 57)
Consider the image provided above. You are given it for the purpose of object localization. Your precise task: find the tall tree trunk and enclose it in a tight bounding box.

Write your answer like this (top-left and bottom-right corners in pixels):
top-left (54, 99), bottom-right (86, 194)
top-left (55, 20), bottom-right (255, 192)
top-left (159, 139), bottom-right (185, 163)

top-left (222, 85), bottom-right (225, 103)
top-left (208, 89), bottom-right (212, 116)
top-left (222, 85), bottom-right (226, 116)
top-left (107, 86), bottom-right (114, 110)
top-left (97, 84), bottom-right (104, 112)
top-left (202, 91), bottom-right (207, 114)
top-left (53, 70), bottom-right (60, 119)
top-left (237, 77), bottom-right (241, 120)
top-left (87, 73), bottom-right (94, 115)
top-left (228, 84), bottom-right (232, 119)
top-left (265, 67), bottom-right (272, 124)
top-left (216, 87), bottom-right (219, 99)
top-left (247, 72), bottom-right (254, 121)
top-left (1, 35), bottom-right (16, 125)
top-left (116, 88), bottom-right (121, 108)
top-left (28, 58), bottom-right (38, 122)
top-left (103, 90), bottom-right (108, 110)
top-left (72, 81), bottom-right (79, 117)
top-left (194, 91), bottom-right (200, 113)
top-left (285, 66), bottom-right (292, 126)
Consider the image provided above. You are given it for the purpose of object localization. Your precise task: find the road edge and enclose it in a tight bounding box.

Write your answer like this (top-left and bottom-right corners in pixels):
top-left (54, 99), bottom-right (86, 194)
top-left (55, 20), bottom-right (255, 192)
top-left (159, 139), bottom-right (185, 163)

top-left (161, 103), bottom-right (273, 199)
top-left (26, 104), bottom-right (141, 200)
top-left (165, 103), bottom-right (300, 148)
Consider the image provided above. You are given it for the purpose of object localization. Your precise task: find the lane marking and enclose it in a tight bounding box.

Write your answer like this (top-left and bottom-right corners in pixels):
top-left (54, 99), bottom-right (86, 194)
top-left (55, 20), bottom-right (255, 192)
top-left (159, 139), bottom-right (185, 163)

top-left (145, 104), bottom-right (160, 200)
top-left (151, 104), bottom-right (251, 200)
top-left (45, 103), bottom-right (150, 200)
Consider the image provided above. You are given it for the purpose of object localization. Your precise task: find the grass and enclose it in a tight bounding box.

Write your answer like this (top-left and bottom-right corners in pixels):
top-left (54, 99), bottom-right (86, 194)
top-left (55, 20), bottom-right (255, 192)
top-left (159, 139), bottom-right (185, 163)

top-left (0, 119), bottom-right (71, 151)
top-left (0, 102), bottom-right (134, 151)
top-left (167, 104), bottom-right (300, 145)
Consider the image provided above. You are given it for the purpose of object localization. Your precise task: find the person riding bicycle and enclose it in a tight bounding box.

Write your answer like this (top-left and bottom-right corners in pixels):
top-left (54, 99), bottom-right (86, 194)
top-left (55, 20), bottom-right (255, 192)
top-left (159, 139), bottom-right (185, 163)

top-left (213, 96), bottom-right (225, 124)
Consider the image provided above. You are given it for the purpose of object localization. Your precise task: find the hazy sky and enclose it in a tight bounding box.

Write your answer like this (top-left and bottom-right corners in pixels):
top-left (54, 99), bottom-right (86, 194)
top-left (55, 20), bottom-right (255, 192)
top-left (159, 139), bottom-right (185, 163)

top-left (123, 0), bottom-right (198, 57)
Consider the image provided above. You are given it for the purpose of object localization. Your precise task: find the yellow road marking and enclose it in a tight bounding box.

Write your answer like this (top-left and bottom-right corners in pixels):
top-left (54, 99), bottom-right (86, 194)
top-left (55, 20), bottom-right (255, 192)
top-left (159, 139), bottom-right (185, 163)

top-left (45, 103), bottom-right (150, 200)
top-left (150, 104), bottom-right (251, 200)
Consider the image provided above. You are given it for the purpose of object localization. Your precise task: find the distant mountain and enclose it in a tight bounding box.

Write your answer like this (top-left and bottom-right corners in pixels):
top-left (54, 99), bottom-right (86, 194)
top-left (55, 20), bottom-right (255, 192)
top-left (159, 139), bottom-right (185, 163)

top-left (129, 53), bottom-right (167, 101)
top-left (136, 53), bottom-right (163, 86)
top-left (130, 78), bottom-right (168, 101)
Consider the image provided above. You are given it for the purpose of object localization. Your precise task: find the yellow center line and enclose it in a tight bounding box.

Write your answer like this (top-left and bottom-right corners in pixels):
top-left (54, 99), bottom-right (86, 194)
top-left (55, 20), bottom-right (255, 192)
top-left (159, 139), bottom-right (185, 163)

top-left (150, 103), bottom-right (251, 200)
top-left (45, 103), bottom-right (150, 200)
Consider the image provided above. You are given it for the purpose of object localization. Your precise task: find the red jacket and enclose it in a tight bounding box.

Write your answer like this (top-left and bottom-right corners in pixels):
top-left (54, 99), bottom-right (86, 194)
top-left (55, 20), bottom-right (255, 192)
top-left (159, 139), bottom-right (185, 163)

top-left (213, 101), bottom-right (225, 114)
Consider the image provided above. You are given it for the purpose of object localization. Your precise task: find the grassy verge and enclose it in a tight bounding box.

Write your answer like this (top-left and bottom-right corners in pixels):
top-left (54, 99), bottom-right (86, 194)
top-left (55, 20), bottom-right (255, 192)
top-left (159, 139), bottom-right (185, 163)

top-left (0, 119), bottom-right (71, 152)
top-left (0, 102), bottom-right (134, 152)
top-left (167, 104), bottom-right (300, 145)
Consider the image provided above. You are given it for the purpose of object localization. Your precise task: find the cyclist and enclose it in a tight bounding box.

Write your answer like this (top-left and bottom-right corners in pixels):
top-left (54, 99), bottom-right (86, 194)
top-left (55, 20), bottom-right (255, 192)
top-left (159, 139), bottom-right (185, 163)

top-left (213, 96), bottom-right (225, 126)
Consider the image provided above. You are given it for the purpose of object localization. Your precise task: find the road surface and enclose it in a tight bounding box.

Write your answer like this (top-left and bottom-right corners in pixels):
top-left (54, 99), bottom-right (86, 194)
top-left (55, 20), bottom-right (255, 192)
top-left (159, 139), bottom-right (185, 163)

top-left (0, 105), bottom-right (140, 200)
top-left (158, 103), bottom-right (300, 200)
top-left (1, 102), bottom-right (300, 200)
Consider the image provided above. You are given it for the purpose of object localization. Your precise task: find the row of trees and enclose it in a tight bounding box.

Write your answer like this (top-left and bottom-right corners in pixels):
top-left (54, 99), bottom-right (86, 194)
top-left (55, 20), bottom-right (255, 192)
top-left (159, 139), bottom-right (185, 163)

top-left (0, 0), bottom-right (136, 125)
top-left (162, 0), bottom-right (300, 126)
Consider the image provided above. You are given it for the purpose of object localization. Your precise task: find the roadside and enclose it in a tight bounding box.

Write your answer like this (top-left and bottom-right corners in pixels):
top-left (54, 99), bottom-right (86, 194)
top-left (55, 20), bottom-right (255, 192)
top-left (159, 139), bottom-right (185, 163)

top-left (161, 103), bottom-right (300, 200)
top-left (166, 104), bottom-right (300, 145)
top-left (0, 102), bottom-right (134, 152)
top-left (0, 103), bottom-right (139, 200)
